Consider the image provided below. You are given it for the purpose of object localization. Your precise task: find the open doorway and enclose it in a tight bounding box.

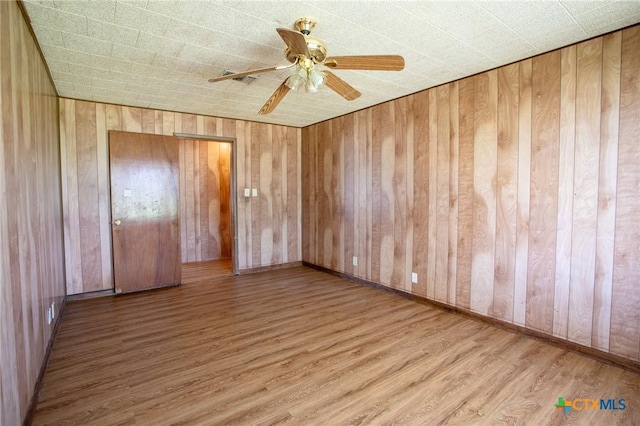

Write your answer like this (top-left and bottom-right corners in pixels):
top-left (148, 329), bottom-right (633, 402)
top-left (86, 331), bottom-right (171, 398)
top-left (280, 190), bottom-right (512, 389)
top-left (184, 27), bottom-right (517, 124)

top-left (177, 137), bottom-right (235, 283)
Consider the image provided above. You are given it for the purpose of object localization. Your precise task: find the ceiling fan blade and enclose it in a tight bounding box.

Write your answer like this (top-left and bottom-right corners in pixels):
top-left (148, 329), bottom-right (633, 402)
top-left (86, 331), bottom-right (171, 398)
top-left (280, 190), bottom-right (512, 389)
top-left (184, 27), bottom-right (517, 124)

top-left (324, 55), bottom-right (405, 71)
top-left (323, 71), bottom-right (361, 101)
top-left (276, 28), bottom-right (310, 57)
top-left (209, 65), bottom-right (281, 83)
top-left (259, 79), bottom-right (291, 115)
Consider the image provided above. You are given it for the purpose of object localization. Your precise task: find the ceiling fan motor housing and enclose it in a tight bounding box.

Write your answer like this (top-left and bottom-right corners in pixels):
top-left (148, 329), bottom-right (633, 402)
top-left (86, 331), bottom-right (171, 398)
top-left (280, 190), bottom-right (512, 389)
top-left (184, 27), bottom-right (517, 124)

top-left (284, 18), bottom-right (327, 64)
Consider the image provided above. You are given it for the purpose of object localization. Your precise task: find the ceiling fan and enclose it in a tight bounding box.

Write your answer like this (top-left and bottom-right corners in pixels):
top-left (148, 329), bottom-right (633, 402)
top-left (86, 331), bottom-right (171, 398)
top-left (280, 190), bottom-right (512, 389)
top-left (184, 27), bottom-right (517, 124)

top-left (208, 18), bottom-right (405, 115)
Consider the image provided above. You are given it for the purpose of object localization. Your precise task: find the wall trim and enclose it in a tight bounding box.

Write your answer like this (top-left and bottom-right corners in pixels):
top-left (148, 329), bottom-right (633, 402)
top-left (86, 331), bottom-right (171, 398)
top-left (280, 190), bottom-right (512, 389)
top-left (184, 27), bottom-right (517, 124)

top-left (238, 261), bottom-right (302, 276)
top-left (22, 295), bottom-right (68, 426)
top-left (173, 133), bottom-right (236, 143)
top-left (302, 262), bottom-right (640, 374)
top-left (66, 289), bottom-right (114, 301)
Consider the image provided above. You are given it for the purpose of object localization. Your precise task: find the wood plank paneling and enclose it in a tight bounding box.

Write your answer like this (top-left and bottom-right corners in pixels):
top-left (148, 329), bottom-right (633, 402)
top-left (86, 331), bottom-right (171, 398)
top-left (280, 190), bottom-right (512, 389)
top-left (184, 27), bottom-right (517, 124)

top-left (302, 25), bottom-right (640, 362)
top-left (470, 70), bottom-right (497, 315)
top-left (404, 97), bottom-right (415, 293)
top-left (272, 126), bottom-right (283, 265)
top-left (311, 125), bottom-right (324, 265)
top-left (61, 99), bottom-right (82, 295)
top-left (513, 59), bottom-right (532, 327)
top-left (259, 124), bottom-right (274, 266)
top-left (251, 122), bottom-right (262, 268)
top-left (344, 114), bottom-right (355, 276)
top-left (75, 101), bottom-right (102, 292)
top-left (494, 64), bottom-right (518, 322)
top-left (122, 106), bottom-right (141, 133)
top-left (301, 126), bottom-right (312, 264)
top-left (379, 104), bottom-right (394, 286)
top-left (568, 37), bottom-right (603, 346)
top-left (526, 51), bottom-right (560, 334)
top-left (141, 109), bottom-right (155, 134)
top-left (239, 121), bottom-right (253, 269)
top-left (456, 78), bottom-right (474, 309)
top-left (95, 104), bottom-right (113, 291)
top-left (412, 92), bottom-right (429, 297)
top-left (393, 97), bottom-right (408, 289)
top-left (426, 89), bottom-right (438, 299)
top-left (553, 45), bottom-right (576, 339)
top-left (610, 25), bottom-right (640, 361)
top-left (331, 117), bottom-right (344, 273)
top-left (0, 2), bottom-right (65, 424)
top-left (593, 32), bottom-right (621, 352)
top-left (371, 107), bottom-right (382, 284)
top-left (199, 141), bottom-right (210, 260)
top-left (60, 103), bottom-right (302, 293)
top-left (435, 85), bottom-right (450, 302)
top-left (184, 139), bottom-right (196, 260)
top-left (447, 82), bottom-right (459, 304)
top-left (364, 110), bottom-right (373, 280)
top-left (178, 132), bottom-right (187, 262)
top-left (287, 126), bottom-right (300, 263)
top-left (193, 141), bottom-right (202, 261)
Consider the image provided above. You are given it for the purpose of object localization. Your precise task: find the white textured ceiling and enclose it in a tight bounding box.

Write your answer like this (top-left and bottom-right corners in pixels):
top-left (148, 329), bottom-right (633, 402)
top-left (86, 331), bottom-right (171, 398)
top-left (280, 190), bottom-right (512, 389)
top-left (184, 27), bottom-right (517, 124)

top-left (22, 0), bottom-right (640, 127)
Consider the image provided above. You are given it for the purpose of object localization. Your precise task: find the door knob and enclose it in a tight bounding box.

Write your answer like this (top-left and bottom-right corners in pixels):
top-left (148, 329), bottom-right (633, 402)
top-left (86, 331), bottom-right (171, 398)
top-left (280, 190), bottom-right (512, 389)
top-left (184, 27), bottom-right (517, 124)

top-left (113, 219), bottom-right (122, 226)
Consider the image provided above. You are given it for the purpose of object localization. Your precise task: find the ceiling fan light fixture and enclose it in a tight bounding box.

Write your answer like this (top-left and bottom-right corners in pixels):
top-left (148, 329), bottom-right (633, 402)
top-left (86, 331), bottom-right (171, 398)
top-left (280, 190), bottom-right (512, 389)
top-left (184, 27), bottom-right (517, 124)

top-left (286, 66), bottom-right (325, 93)
top-left (305, 79), bottom-right (318, 93)
top-left (285, 67), bottom-right (307, 91)
top-left (305, 68), bottom-right (325, 93)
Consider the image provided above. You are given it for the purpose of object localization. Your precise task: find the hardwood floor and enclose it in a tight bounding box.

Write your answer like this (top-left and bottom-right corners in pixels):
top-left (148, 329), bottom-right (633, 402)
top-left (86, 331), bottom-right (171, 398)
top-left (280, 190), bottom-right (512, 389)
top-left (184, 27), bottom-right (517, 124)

top-left (182, 258), bottom-right (233, 283)
top-left (32, 266), bottom-right (639, 425)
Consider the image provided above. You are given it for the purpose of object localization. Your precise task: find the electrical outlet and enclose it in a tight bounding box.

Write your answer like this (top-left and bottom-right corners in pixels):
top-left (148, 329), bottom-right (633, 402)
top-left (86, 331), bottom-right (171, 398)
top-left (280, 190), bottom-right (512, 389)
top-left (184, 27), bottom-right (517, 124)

top-left (411, 272), bottom-right (418, 284)
top-left (243, 188), bottom-right (250, 197)
top-left (352, 256), bottom-right (358, 266)
top-left (47, 307), bottom-right (52, 325)
top-left (51, 302), bottom-right (55, 319)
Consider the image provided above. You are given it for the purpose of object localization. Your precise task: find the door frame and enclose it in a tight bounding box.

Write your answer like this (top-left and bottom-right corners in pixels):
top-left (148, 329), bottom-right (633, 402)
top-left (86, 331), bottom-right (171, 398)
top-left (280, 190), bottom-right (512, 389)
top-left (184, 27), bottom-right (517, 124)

top-left (173, 132), bottom-right (239, 275)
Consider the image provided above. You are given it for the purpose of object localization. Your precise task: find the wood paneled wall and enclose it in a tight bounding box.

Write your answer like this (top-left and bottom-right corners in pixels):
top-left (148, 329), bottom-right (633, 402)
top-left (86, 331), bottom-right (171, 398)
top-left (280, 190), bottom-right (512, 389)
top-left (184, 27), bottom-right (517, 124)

top-left (180, 139), bottom-right (232, 262)
top-left (60, 99), bottom-right (301, 295)
top-left (302, 26), bottom-right (640, 362)
top-left (0, 2), bottom-right (66, 425)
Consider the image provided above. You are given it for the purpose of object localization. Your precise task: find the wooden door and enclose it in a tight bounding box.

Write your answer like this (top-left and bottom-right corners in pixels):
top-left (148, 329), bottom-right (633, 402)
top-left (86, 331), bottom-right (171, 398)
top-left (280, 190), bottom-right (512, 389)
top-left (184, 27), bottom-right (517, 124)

top-left (109, 131), bottom-right (181, 293)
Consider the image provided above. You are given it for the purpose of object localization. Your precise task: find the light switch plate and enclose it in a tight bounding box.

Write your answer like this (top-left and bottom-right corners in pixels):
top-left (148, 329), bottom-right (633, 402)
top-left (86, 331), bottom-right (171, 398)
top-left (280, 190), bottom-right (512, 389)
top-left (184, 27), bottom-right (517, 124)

top-left (252, 188), bottom-right (258, 197)
top-left (244, 188), bottom-right (250, 197)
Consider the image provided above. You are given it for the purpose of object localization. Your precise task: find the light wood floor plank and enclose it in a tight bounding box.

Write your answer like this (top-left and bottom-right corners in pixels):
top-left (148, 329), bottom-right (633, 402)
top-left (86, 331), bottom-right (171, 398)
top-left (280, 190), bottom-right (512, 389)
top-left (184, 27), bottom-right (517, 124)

top-left (33, 266), bottom-right (640, 425)
top-left (182, 258), bottom-right (233, 283)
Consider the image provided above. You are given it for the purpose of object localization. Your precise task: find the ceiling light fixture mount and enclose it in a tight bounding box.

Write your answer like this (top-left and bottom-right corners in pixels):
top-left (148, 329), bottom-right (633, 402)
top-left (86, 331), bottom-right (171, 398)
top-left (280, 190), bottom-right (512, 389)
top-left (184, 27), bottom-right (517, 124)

top-left (294, 17), bottom-right (316, 35)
